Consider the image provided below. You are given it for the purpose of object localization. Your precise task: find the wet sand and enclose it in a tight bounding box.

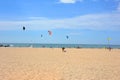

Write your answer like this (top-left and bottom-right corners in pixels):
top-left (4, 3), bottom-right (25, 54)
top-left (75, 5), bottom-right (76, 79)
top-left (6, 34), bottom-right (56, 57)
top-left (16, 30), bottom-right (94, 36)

top-left (0, 48), bottom-right (120, 80)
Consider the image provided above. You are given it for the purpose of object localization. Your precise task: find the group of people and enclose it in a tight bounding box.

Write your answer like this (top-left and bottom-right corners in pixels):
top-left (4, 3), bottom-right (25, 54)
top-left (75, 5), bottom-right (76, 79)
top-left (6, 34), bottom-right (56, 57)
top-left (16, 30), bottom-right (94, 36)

top-left (0, 44), bottom-right (10, 47)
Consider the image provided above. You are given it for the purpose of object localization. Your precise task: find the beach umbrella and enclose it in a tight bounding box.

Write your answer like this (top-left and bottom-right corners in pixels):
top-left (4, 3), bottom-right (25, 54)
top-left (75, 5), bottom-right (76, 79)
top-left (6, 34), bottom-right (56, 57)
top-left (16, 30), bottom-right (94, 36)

top-left (48, 30), bottom-right (52, 35)
top-left (23, 26), bottom-right (26, 31)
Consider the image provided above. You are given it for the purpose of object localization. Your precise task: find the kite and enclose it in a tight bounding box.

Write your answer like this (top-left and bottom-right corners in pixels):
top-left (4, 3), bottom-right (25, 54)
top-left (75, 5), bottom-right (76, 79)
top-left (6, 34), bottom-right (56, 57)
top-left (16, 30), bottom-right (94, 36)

top-left (107, 37), bottom-right (111, 41)
top-left (48, 30), bottom-right (52, 35)
top-left (41, 34), bottom-right (43, 37)
top-left (66, 36), bottom-right (69, 39)
top-left (23, 26), bottom-right (25, 31)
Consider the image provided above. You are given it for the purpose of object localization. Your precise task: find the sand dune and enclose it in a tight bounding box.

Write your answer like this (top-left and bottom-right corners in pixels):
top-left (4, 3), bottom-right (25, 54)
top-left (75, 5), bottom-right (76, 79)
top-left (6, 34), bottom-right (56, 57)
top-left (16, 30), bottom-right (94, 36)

top-left (0, 48), bottom-right (120, 80)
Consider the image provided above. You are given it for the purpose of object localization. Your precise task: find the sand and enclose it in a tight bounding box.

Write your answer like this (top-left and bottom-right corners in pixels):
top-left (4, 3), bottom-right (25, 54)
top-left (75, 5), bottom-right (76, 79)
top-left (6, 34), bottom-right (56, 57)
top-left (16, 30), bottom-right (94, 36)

top-left (0, 48), bottom-right (120, 80)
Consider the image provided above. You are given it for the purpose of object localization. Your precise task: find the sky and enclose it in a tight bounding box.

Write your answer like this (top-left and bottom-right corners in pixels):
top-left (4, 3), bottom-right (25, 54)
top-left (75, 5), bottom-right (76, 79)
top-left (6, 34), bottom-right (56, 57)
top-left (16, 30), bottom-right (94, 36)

top-left (0, 0), bottom-right (120, 44)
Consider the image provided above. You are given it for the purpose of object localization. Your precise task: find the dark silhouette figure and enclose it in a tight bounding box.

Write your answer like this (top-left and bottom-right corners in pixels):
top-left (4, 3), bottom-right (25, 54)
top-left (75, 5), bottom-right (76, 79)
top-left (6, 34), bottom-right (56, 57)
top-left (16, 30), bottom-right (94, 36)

top-left (41, 35), bottom-right (43, 37)
top-left (23, 26), bottom-right (25, 31)
top-left (66, 36), bottom-right (69, 39)
top-left (62, 47), bottom-right (66, 52)
top-left (108, 47), bottom-right (112, 51)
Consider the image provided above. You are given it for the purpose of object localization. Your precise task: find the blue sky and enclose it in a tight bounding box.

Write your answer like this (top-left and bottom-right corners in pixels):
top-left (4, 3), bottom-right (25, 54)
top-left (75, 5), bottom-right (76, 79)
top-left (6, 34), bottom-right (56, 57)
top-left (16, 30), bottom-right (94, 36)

top-left (0, 0), bottom-right (120, 44)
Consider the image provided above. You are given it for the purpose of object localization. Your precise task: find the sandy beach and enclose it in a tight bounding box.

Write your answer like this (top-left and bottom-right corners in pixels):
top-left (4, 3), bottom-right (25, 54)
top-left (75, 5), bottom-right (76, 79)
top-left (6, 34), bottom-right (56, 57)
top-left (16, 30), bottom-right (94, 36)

top-left (0, 48), bottom-right (120, 80)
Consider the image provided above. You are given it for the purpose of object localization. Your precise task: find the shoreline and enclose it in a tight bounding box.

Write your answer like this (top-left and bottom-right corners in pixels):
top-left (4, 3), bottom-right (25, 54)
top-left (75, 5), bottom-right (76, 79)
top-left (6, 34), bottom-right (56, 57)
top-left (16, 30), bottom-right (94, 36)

top-left (0, 46), bottom-right (120, 49)
top-left (1, 43), bottom-right (120, 49)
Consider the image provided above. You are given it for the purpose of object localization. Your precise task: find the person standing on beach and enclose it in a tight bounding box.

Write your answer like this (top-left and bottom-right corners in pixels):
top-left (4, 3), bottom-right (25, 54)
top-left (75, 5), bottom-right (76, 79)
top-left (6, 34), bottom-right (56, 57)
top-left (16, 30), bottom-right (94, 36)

top-left (108, 47), bottom-right (112, 51)
top-left (62, 47), bottom-right (66, 52)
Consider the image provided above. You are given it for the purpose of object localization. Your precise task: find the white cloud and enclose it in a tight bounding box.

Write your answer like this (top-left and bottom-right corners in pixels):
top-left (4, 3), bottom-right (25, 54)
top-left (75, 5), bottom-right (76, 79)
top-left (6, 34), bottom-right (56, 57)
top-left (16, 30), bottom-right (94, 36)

top-left (58, 0), bottom-right (120, 4)
top-left (0, 12), bottom-right (120, 31)
top-left (117, 2), bottom-right (120, 11)
top-left (60, 0), bottom-right (76, 3)
top-left (69, 32), bottom-right (82, 35)
top-left (114, 0), bottom-right (120, 1)
top-left (59, 0), bottom-right (83, 3)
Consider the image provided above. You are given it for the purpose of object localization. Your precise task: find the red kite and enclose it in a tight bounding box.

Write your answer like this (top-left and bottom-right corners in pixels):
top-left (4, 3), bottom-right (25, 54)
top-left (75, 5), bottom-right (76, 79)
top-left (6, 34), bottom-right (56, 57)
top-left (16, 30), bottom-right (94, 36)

top-left (48, 30), bottom-right (52, 35)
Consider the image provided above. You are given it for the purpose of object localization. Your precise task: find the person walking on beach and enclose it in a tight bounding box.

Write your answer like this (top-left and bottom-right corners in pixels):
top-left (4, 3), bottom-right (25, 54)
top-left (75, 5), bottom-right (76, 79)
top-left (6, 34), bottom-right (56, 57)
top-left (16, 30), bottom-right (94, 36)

top-left (108, 47), bottom-right (112, 51)
top-left (62, 47), bottom-right (66, 52)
